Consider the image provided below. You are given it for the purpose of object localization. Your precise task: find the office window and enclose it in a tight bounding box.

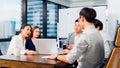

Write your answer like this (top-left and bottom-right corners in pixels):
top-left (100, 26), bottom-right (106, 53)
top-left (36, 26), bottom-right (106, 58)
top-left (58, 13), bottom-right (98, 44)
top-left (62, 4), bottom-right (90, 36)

top-left (0, 42), bottom-right (9, 54)
top-left (27, 0), bottom-right (43, 37)
top-left (0, 0), bottom-right (22, 38)
top-left (0, 0), bottom-right (21, 54)
top-left (47, 1), bottom-right (58, 38)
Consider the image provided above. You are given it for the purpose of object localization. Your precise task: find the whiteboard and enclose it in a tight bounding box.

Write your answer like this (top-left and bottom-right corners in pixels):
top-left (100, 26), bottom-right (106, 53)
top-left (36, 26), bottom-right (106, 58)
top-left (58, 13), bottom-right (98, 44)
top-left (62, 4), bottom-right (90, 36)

top-left (58, 6), bottom-right (107, 38)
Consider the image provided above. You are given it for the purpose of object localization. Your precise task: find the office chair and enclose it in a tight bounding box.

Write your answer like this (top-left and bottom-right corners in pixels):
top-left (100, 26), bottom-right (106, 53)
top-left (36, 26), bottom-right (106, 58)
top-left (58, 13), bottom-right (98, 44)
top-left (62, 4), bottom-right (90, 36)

top-left (0, 50), bottom-right (2, 55)
top-left (106, 27), bottom-right (120, 68)
top-left (114, 27), bottom-right (120, 47)
top-left (106, 47), bottom-right (120, 68)
top-left (15, 31), bottom-right (20, 35)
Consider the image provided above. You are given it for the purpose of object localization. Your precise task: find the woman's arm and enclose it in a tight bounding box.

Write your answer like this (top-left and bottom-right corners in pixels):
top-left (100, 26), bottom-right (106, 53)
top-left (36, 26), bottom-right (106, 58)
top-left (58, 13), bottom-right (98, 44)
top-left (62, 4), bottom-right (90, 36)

top-left (7, 36), bottom-right (17, 55)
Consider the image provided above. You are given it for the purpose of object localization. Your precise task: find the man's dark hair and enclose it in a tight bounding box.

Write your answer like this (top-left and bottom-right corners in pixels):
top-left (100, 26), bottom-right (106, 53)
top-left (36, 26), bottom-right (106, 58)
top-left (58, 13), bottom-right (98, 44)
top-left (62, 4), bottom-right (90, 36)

top-left (93, 19), bottom-right (103, 30)
top-left (79, 7), bottom-right (96, 22)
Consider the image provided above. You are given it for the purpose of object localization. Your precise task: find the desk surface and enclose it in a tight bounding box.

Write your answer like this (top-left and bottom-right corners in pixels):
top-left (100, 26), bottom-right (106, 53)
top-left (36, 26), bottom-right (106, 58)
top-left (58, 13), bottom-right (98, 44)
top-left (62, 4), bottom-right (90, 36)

top-left (0, 55), bottom-right (68, 68)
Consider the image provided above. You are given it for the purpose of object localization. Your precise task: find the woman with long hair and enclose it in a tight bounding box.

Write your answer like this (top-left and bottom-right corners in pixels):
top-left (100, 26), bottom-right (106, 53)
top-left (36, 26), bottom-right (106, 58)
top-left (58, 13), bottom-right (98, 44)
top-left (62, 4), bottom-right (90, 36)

top-left (7, 24), bottom-right (37, 55)
top-left (25, 26), bottom-right (40, 51)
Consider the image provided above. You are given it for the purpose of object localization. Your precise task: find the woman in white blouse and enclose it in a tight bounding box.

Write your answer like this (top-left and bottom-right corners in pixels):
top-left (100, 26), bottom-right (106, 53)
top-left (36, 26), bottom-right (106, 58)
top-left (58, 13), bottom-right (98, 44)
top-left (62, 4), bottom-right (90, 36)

top-left (7, 24), bottom-right (37, 55)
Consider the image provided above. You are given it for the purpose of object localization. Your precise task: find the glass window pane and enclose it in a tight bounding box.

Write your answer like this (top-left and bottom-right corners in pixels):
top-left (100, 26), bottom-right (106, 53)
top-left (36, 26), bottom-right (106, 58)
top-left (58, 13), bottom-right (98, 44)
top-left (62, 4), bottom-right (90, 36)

top-left (27, 0), bottom-right (43, 37)
top-left (0, 0), bottom-right (22, 38)
top-left (47, 1), bottom-right (58, 38)
top-left (0, 42), bottom-right (10, 54)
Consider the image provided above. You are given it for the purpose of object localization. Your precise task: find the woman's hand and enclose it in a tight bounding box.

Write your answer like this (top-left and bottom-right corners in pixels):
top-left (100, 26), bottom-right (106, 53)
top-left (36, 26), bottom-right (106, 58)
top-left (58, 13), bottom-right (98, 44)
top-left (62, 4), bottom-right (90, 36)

top-left (26, 50), bottom-right (37, 55)
top-left (46, 54), bottom-right (57, 60)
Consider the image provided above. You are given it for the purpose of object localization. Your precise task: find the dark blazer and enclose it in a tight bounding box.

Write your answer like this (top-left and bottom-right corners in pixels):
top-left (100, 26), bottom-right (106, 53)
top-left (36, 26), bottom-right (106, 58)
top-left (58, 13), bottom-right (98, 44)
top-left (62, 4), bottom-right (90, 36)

top-left (25, 38), bottom-right (36, 51)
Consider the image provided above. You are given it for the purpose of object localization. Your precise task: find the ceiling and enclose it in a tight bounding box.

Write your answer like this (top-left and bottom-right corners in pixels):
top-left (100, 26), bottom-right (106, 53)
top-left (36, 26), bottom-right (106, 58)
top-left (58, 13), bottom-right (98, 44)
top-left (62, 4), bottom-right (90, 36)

top-left (68, 0), bottom-right (106, 2)
top-left (68, 0), bottom-right (94, 2)
top-left (49, 0), bottom-right (107, 7)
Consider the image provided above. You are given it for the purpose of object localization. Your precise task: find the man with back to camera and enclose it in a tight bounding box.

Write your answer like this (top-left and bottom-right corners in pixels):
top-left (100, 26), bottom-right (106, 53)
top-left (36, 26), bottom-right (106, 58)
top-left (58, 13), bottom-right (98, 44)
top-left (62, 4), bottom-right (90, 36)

top-left (93, 19), bottom-right (114, 60)
top-left (47, 7), bottom-right (104, 68)
top-left (61, 19), bottom-right (83, 54)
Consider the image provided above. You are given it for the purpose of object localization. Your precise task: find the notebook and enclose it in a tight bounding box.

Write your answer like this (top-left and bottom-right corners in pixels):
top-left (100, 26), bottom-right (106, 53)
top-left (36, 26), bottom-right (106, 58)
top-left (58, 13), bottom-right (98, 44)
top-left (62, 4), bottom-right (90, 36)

top-left (34, 39), bottom-right (58, 54)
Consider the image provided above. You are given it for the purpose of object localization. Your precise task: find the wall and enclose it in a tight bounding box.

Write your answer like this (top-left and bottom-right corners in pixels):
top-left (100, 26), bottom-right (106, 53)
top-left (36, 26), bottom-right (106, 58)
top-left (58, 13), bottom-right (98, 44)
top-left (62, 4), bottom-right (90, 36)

top-left (70, 0), bottom-right (107, 7)
top-left (108, 0), bottom-right (120, 41)
top-left (58, 6), bottom-right (107, 38)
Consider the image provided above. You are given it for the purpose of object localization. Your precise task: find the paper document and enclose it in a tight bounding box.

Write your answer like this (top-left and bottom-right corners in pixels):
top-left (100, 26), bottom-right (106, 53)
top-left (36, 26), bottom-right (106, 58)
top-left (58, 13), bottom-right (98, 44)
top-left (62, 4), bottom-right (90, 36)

top-left (41, 56), bottom-right (50, 58)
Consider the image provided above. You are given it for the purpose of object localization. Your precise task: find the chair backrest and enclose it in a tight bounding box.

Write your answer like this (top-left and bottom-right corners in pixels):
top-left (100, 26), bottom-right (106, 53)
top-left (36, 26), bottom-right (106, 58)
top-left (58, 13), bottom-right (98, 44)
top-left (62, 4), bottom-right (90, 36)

top-left (106, 27), bottom-right (120, 68)
top-left (114, 27), bottom-right (120, 47)
top-left (106, 47), bottom-right (120, 68)
top-left (0, 50), bottom-right (2, 55)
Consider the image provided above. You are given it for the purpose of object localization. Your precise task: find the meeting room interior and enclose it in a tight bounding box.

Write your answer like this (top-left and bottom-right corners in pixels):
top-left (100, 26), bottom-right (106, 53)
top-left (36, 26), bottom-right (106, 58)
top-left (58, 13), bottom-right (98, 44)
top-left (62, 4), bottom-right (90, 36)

top-left (0, 0), bottom-right (120, 68)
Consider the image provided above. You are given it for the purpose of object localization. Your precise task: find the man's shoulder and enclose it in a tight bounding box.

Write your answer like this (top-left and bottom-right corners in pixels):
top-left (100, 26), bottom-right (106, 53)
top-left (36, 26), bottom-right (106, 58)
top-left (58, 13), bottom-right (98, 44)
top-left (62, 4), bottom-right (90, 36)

top-left (68, 32), bottom-right (75, 37)
top-left (82, 28), bottom-right (98, 35)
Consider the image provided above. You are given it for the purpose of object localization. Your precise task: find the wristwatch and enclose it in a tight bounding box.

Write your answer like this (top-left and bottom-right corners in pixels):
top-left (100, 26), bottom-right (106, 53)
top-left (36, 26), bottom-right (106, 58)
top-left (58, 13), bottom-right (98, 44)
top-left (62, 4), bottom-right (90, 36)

top-left (55, 55), bottom-right (58, 60)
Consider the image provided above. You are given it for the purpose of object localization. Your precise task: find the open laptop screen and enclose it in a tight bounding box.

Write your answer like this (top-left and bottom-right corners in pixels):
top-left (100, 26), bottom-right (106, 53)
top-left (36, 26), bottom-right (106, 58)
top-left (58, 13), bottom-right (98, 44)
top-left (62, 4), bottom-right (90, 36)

top-left (34, 39), bottom-right (58, 54)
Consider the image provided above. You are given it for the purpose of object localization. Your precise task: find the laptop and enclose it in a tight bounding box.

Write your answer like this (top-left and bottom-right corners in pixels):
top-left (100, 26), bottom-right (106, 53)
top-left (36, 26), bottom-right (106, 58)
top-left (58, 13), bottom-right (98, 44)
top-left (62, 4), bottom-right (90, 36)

top-left (34, 39), bottom-right (58, 54)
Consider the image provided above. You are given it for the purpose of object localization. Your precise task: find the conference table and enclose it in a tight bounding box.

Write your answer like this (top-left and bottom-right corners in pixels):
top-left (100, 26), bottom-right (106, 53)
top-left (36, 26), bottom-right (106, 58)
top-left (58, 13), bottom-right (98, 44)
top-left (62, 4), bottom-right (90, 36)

top-left (0, 54), bottom-right (69, 68)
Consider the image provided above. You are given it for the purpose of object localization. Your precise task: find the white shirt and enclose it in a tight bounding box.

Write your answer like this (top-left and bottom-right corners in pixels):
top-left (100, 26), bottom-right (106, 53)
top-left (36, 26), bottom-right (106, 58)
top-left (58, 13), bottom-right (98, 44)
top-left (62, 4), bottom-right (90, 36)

top-left (7, 34), bottom-right (27, 55)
